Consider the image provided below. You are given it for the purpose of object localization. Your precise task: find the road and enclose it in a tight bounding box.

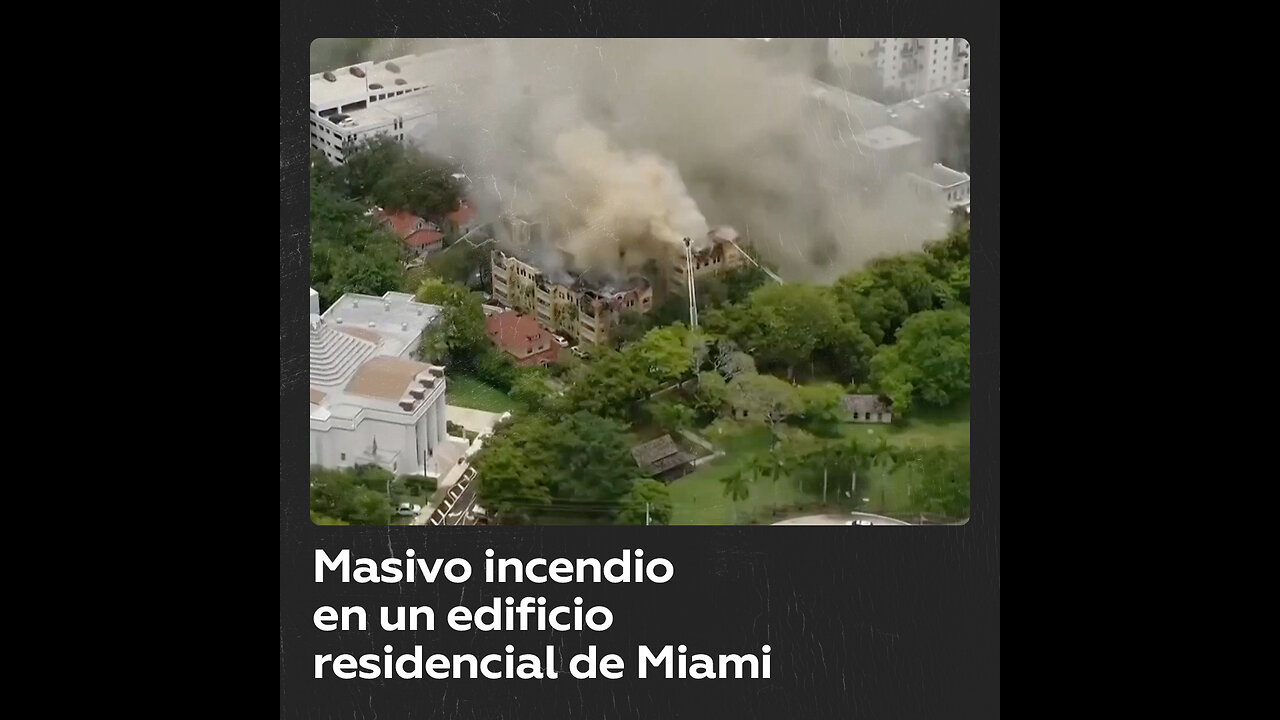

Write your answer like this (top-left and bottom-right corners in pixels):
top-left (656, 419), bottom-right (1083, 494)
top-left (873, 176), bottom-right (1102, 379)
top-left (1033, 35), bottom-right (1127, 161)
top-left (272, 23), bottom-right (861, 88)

top-left (418, 467), bottom-right (481, 526)
top-left (441, 479), bottom-right (479, 526)
top-left (772, 512), bottom-right (912, 526)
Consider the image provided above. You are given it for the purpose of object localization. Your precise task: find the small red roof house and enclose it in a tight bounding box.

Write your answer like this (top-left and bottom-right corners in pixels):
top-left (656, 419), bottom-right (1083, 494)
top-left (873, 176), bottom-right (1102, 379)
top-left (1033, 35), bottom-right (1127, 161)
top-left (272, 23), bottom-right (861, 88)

top-left (444, 200), bottom-right (479, 234)
top-left (376, 210), bottom-right (445, 256)
top-left (403, 228), bottom-right (445, 255)
top-left (486, 311), bottom-right (559, 367)
top-left (376, 210), bottom-right (428, 239)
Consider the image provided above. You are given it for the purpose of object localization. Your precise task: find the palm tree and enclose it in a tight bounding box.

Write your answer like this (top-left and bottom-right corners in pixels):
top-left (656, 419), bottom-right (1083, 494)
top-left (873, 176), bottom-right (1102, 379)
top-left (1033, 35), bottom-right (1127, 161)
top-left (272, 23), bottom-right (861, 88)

top-left (750, 455), bottom-right (783, 517)
top-left (720, 469), bottom-right (750, 525)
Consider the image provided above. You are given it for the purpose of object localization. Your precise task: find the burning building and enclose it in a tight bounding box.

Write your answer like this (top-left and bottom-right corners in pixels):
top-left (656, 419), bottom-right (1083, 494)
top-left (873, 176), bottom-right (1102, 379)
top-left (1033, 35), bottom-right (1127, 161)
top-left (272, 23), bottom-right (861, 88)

top-left (489, 212), bottom-right (746, 345)
top-left (668, 226), bottom-right (749, 296)
top-left (490, 248), bottom-right (654, 346)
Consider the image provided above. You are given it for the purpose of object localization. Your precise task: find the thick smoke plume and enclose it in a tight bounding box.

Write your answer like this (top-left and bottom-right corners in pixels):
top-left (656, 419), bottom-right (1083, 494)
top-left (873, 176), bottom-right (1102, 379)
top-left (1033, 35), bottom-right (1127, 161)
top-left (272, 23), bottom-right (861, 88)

top-left (356, 38), bottom-right (957, 282)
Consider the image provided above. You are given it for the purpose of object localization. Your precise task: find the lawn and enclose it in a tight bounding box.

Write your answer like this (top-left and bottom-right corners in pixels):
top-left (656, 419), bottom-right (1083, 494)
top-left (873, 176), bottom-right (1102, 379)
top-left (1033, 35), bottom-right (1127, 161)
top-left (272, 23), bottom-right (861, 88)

top-left (837, 398), bottom-right (970, 518)
top-left (837, 399), bottom-right (971, 450)
top-left (668, 424), bottom-right (825, 525)
top-left (668, 399), bottom-right (970, 525)
top-left (446, 372), bottom-right (519, 412)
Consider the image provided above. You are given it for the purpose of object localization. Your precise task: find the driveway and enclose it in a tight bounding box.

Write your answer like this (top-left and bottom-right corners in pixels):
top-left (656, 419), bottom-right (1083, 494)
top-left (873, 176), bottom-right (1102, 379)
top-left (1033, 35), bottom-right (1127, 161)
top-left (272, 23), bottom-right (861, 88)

top-left (772, 512), bottom-right (912, 526)
top-left (446, 406), bottom-right (507, 435)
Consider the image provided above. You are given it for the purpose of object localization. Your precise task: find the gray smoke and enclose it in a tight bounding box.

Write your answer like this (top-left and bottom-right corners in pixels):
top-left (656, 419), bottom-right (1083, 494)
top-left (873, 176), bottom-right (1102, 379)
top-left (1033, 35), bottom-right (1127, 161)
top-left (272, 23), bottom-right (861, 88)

top-left (365, 39), bottom-right (956, 282)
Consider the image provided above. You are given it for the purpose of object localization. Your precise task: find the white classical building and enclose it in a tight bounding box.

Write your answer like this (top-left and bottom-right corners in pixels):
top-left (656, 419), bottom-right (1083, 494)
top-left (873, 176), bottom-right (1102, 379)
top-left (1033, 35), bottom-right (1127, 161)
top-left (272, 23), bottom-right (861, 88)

top-left (828, 38), bottom-right (971, 99)
top-left (309, 288), bottom-right (465, 477)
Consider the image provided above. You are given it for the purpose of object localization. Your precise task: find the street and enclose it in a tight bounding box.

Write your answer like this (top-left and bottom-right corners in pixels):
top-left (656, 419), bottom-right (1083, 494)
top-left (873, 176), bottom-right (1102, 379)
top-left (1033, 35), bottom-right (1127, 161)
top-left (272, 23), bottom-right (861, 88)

top-left (420, 466), bottom-right (481, 526)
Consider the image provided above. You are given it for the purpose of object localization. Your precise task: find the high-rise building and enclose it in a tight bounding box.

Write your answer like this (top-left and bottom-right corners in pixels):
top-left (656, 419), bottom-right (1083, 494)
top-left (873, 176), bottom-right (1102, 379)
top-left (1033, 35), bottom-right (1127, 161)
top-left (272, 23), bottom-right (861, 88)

top-left (827, 38), bottom-right (970, 100)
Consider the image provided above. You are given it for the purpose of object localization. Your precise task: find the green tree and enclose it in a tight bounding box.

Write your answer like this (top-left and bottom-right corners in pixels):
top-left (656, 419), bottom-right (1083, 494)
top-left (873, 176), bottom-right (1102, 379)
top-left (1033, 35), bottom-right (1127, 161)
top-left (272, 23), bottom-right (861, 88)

top-left (610, 310), bottom-right (652, 349)
top-left (727, 372), bottom-right (803, 434)
top-left (510, 368), bottom-right (567, 414)
top-left (629, 324), bottom-right (706, 387)
top-left (310, 512), bottom-right (349, 526)
top-left (648, 399), bottom-right (698, 432)
top-left (773, 426), bottom-right (824, 496)
top-left (692, 370), bottom-right (729, 416)
top-left (337, 135), bottom-right (462, 218)
top-left (309, 465), bottom-right (400, 525)
top-left (708, 339), bottom-right (756, 379)
top-left (309, 173), bottom-right (405, 308)
top-left (795, 382), bottom-right (847, 429)
top-left (870, 309), bottom-right (971, 414)
top-left (472, 411), bottom-right (640, 523)
top-left (473, 346), bottom-right (518, 392)
top-left (902, 445), bottom-right (970, 520)
top-left (564, 348), bottom-right (656, 419)
top-left (424, 241), bottom-right (492, 289)
top-left (616, 479), bottom-right (673, 525)
top-left (719, 469), bottom-right (751, 524)
top-left (416, 278), bottom-right (489, 364)
top-left (721, 264), bottom-right (771, 304)
top-left (706, 283), bottom-right (846, 379)
top-left (472, 415), bottom-right (558, 523)
top-left (550, 412), bottom-right (643, 504)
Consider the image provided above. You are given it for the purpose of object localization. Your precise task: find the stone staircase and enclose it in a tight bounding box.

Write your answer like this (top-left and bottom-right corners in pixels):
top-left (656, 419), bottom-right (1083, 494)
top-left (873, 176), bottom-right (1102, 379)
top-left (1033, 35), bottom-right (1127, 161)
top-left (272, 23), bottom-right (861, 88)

top-left (309, 320), bottom-right (377, 386)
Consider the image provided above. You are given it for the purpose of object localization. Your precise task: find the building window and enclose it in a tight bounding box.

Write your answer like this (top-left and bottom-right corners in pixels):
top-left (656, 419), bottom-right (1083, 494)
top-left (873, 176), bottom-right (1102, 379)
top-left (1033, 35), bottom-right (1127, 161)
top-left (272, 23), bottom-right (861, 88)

top-left (340, 453), bottom-right (346, 461)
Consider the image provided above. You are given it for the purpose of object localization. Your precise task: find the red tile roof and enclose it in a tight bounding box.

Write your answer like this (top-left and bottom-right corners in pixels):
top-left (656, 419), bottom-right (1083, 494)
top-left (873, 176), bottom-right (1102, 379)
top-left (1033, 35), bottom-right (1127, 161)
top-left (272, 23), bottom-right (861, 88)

top-left (404, 229), bottom-right (444, 248)
top-left (485, 311), bottom-right (559, 365)
top-left (446, 200), bottom-right (477, 226)
top-left (376, 210), bottom-right (427, 240)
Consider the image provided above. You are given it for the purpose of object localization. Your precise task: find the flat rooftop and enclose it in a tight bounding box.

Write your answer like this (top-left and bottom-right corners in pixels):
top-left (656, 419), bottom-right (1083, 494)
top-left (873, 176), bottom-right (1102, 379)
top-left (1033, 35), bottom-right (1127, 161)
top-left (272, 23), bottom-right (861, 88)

top-left (321, 291), bottom-right (442, 358)
top-left (310, 45), bottom-right (488, 111)
top-left (927, 163), bottom-right (970, 187)
top-left (852, 125), bottom-right (922, 150)
top-left (319, 92), bottom-right (438, 134)
top-left (809, 79), bottom-right (891, 126)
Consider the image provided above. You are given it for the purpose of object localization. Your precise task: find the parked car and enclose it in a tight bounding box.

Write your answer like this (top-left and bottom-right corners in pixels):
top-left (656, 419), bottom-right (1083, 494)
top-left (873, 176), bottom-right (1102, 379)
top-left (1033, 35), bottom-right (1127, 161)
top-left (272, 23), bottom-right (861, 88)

top-left (570, 346), bottom-right (587, 358)
top-left (552, 334), bottom-right (569, 347)
top-left (846, 519), bottom-right (874, 526)
top-left (395, 503), bottom-right (422, 517)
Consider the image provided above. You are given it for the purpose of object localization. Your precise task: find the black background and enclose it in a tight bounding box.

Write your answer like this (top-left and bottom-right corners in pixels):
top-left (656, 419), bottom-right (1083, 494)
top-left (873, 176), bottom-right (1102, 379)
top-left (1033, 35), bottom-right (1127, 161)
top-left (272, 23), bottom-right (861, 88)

top-left (282, 2), bottom-right (1000, 717)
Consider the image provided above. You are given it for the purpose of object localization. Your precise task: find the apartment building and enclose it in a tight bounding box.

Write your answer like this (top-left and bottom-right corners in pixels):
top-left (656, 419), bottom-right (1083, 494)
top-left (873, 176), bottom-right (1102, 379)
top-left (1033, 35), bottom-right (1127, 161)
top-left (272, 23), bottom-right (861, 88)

top-left (827, 38), bottom-right (971, 100)
top-left (668, 227), bottom-right (749, 296)
top-left (490, 249), bottom-right (654, 346)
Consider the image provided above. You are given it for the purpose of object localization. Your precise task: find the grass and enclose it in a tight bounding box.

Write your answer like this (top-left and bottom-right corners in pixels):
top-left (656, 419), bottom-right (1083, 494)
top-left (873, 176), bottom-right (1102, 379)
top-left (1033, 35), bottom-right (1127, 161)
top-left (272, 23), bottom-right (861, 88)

top-left (668, 424), bottom-right (824, 525)
top-left (668, 399), bottom-right (971, 525)
top-left (836, 398), bottom-right (970, 519)
top-left (445, 372), bottom-right (519, 412)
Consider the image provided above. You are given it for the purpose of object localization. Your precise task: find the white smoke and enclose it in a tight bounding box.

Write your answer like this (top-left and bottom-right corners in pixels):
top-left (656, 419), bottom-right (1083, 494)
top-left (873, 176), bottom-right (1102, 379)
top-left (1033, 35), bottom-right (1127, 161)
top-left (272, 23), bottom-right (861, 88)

top-left (379, 38), bottom-right (954, 282)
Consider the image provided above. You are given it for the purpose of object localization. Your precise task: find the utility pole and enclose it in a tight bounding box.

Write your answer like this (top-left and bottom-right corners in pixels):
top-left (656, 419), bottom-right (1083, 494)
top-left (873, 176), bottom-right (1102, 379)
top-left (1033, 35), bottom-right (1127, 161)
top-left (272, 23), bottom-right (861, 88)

top-left (823, 466), bottom-right (828, 504)
top-left (645, 502), bottom-right (651, 526)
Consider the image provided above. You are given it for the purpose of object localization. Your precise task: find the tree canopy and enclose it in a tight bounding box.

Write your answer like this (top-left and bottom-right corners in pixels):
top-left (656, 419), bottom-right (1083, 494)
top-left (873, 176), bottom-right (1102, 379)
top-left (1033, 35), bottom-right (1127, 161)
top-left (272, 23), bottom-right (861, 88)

top-left (615, 479), bottom-right (673, 526)
top-left (870, 309), bottom-right (971, 415)
top-left (472, 411), bottom-right (644, 524)
top-left (309, 171), bottom-right (404, 310)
